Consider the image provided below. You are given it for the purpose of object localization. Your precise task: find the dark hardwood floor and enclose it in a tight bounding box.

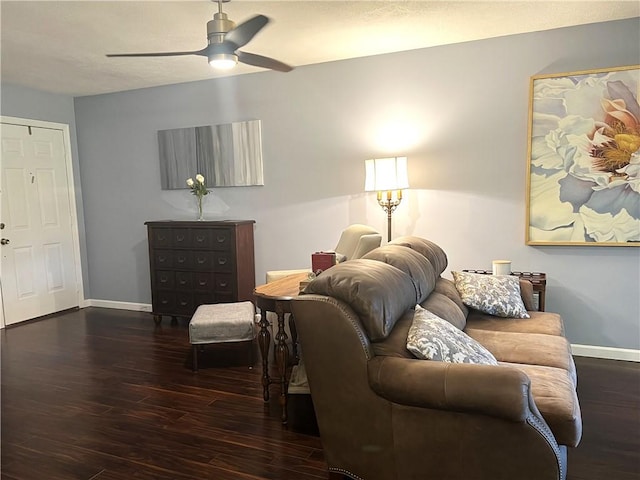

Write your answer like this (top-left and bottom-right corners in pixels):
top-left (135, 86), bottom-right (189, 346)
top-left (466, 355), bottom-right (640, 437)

top-left (1, 307), bottom-right (638, 480)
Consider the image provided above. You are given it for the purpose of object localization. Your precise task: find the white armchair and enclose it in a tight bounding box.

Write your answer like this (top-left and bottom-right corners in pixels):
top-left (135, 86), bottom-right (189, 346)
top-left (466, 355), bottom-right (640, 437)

top-left (333, 223), bottom-right (383, 262)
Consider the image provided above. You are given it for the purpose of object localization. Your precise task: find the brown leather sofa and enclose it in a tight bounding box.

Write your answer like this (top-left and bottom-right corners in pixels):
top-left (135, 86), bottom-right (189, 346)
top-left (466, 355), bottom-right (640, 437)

top-left (291, 236), bottom-right (581, 480)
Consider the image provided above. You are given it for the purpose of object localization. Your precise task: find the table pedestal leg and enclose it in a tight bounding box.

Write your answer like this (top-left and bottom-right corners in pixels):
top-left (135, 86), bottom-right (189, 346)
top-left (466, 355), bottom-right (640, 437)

top-left (274, 301), bottom-right (290, 424)
top-left (257, 310), bottom-right (271, 402)
top-left (289, 313), bottom-right (299, 363)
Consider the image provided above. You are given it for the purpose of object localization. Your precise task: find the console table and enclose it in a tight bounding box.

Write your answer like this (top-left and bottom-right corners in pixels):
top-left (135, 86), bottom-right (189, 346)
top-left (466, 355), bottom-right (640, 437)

top-left (145, 220), bottom-right (255, 324)
top-left (253, 272), bottom-right (309, 424)
top-left (463, 269), bottom-right (547, 311)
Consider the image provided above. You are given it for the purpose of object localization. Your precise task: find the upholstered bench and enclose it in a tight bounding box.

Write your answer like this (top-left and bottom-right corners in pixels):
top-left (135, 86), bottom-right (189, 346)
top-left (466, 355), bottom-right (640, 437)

top-left (189, 302), bottom-right (258, 372)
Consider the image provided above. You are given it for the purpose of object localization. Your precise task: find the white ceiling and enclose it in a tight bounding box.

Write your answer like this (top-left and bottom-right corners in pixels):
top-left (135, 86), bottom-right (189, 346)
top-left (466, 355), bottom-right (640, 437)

top-left (1, 1), bottom-right (638, 97)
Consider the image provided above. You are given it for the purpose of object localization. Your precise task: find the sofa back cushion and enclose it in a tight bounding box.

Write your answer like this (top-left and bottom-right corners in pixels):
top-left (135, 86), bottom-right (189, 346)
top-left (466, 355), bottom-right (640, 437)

top-left (303, 259), bottom-right (417, 341)
top-left (420, 291), bottom-right (467, 330)
top-left (434, 278), bottom-right (469, 318)
top-left (371, 310), bottom-right (415, 358)
top-left (362, 245), bottom-right (437, 303)
top-left (389, 236), bottom-right (448, 275)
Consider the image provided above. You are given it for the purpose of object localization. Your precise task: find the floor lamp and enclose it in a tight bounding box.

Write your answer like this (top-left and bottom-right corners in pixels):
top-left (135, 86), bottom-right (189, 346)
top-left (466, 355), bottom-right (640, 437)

top-left (365, 157), bottom-right (409, 242)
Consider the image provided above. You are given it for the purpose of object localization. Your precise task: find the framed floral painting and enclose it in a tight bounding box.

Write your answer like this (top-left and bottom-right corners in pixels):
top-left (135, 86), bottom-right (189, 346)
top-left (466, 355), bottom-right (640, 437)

top-left (526, 65), bottom-right (639, 246)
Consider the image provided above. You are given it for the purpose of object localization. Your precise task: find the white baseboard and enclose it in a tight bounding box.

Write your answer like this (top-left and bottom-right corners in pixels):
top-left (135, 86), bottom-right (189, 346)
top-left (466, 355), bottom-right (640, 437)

top-left (80, 300), bottom-right (639, 362)
top-left (571, 344), bottom-right (640, 362)
top-left (84, 299), bottom-right (152, 312)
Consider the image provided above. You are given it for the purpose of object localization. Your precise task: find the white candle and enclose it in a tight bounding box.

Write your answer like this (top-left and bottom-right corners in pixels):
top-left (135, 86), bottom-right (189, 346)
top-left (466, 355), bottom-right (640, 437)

top-left (492, 260), bottom-right (511, 276)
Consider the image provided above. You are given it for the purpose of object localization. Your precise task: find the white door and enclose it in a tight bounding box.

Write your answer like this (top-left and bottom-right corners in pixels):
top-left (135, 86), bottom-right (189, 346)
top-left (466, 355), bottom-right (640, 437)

top-left (1, 121), bottom-right (80, 325)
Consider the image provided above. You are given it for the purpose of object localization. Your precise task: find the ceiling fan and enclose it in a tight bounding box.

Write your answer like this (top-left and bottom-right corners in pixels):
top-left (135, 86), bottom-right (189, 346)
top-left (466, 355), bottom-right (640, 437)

top-left (106, 0), bottom-right (293, 72)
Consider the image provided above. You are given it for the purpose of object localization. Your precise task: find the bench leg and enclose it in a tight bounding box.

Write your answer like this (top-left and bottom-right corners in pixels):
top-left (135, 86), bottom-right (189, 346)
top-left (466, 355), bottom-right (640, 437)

top-left (248, 338), bottom-right (255, 369)
top-left (192, 344), bottom-right (198, 372)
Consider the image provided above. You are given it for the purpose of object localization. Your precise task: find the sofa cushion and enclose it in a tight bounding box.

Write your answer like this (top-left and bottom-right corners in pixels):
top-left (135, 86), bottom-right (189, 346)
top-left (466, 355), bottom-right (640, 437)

top-left (465, 329), bottom-right (576, 386)
top-left (420, 292), bottom-right (467, 330)
top-left (452, 271), bottom-right (530, 319)
top-left (304, 259), bottom-right (417, 342)
top-left (406, 306), bottom-right (498, 365)
top-left (363, 245), bottom-right (437, 303)
top-left (502, 363), bottom-right (582, 447)
top-left (434, 278), bottom-right (469, 318)
top-left (389, 236), bottom-right (448, 275)
top-left (466, 310), bottom-right (565, 336)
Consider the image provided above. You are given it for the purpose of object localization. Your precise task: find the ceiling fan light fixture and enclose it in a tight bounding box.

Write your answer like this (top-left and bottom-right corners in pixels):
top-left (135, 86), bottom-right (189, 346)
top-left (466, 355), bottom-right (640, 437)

top-left (106, 2), bottom-right (292, 73)
top-left (209, 53), bottom-right (238, 70)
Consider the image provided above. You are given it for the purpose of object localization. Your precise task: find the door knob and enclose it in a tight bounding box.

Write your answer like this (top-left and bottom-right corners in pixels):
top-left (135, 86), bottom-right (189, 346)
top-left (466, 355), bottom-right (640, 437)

top-left (1, 238), bottom-right (9, 245)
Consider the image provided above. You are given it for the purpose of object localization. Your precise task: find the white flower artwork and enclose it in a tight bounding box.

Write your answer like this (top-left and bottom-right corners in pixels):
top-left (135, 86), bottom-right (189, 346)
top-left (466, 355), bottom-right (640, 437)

top-left (526, 65), bottom-right (640, 246)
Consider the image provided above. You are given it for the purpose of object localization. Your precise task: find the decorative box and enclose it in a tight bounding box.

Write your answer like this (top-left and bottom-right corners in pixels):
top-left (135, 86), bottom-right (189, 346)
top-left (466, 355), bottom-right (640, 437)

top-left (312, 251), bottom-right (336, 275)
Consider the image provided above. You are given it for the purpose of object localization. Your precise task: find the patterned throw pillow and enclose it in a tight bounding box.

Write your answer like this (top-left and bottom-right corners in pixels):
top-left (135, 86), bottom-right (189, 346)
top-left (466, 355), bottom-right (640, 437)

top-left (451, 271), bottom-right (530, 319)
top-left (406, 305), bottom-right (498, 365)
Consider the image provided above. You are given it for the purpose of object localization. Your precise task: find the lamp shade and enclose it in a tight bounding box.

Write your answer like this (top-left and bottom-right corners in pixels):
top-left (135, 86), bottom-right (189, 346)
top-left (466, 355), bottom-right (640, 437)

top-left (365, 157), bottom-right (409, 191)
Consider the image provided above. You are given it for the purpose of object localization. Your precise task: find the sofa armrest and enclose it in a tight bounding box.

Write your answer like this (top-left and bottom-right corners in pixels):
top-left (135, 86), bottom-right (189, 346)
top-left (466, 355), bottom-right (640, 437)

top-left (369, 356), bottom-right (534, 422)
top-left (519, 279), bottom-right (536, 311)
top-left (350, 233), bottom-right (383, 259)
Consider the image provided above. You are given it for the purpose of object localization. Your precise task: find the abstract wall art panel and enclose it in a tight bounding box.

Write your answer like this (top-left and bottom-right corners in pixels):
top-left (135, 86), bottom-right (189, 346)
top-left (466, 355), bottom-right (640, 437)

top-left (158, 119), bottom-right (264, 189)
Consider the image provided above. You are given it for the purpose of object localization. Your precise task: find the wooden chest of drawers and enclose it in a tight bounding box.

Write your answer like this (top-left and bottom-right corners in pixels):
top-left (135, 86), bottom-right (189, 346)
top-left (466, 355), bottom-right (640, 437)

top-left (145, 220), bottom-right (255, 324)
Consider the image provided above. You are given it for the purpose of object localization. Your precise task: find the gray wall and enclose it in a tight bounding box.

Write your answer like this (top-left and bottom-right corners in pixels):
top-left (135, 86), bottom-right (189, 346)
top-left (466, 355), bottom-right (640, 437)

top-left (0, 83), bottom-right (90, 297)
top-left (72, 18), bottom-right (639, 350)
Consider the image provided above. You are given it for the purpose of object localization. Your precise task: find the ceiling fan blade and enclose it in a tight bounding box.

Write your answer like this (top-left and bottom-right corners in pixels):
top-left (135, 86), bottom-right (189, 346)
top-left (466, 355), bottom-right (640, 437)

top-left (237, 51), bottom-right (293, 72)
top-left (224, 15), bottom-right (269, 48)
top-left (106, 48), bottom-right (207, 58)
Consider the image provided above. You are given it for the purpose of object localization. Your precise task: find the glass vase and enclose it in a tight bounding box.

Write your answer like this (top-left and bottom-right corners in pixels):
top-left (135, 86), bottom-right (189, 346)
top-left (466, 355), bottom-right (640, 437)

top-left (197, 195), bottom-right (204, 221)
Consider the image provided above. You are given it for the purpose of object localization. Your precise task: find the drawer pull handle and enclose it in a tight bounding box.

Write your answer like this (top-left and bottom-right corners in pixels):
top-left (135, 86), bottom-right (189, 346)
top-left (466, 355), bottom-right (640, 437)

top-left (219, 281), bottom-right (228, 288)
top-left (161, 300), bottom-right (168, 305)
top-left (197, 257), bottom-right (207, 264)
top-left (179, 301), bottom-right (188, 306)
top-left (218, 258), bottom-right (227, 265)
top-left (195, 235), bottom-right (205, 242)
top-left (179, 279), bottom-right (187, 285)
top-left (199, 280), bottom-right (207, 286)
top-left (158, 256), bottom-right (166, 262)
top-left (216, 236), bottom-right (226, 243)
top-left (176, 235), bottom-right (185, 241)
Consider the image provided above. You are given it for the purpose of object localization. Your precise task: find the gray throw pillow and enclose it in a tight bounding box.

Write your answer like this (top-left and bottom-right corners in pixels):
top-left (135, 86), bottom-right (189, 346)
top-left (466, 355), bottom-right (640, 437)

top-left (406, 305), bottom-right (498, 365)
top-left (451, 271), bottom-right (530, 319)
